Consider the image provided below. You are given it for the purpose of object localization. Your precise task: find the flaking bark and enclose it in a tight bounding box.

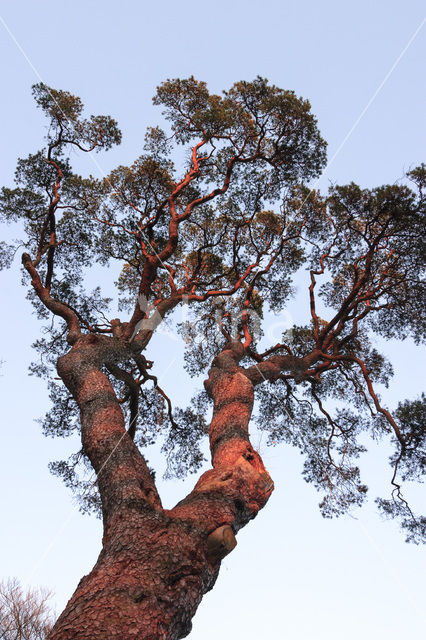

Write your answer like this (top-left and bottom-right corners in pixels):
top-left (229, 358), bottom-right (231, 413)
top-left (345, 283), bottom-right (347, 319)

top-left (48, 339), bottom-right (273, 640)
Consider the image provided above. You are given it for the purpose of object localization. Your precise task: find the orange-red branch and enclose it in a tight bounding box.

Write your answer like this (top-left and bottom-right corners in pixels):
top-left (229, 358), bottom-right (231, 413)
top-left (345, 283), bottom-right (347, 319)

top-left (22, 253), bottom-right (81, 344)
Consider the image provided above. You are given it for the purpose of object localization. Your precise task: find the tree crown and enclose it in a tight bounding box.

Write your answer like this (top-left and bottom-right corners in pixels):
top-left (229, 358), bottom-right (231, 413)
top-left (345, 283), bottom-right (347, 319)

top-left (1, 77), bottom-right (425, 541)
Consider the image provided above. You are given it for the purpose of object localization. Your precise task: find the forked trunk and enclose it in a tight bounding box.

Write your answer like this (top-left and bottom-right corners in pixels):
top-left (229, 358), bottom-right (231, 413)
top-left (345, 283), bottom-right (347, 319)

top-left (49, 338), bottom-right (273, 640)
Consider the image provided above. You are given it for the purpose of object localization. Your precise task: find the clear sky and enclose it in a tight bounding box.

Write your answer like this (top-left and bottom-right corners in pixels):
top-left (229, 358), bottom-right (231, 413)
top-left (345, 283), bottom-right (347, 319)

top-left (0, 1), bottom-right (425, 638)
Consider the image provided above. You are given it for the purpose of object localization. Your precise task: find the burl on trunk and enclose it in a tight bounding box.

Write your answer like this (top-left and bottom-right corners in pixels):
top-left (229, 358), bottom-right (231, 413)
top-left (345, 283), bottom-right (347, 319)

top-left (48, 338), bottom-right (273, 640)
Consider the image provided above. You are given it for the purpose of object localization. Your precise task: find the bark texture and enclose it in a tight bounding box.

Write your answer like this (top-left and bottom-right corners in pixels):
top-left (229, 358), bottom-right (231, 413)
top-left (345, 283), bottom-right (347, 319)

top-left (48, 339), bottom-right (273, 640)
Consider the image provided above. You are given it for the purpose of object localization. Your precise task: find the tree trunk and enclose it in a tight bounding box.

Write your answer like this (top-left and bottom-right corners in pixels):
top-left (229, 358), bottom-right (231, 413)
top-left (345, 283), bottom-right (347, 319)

top-left (48, 338), bottom-right (273, 640)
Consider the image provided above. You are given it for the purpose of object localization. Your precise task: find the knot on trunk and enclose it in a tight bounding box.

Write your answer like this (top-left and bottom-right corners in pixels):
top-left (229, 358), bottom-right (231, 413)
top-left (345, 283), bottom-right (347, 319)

top-left (206, 525), bottom-right (237, 563)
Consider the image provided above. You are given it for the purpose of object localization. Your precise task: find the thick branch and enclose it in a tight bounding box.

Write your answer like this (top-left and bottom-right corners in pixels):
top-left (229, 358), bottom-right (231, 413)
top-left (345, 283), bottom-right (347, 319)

top-left (22, 252), bottom-right (81, 344)
top-left (57, 334), bottom-right (162, 538)
top-left (169, 341), bottom-right (274, 537)
top-left (244, 351), bottom-right (320, 385)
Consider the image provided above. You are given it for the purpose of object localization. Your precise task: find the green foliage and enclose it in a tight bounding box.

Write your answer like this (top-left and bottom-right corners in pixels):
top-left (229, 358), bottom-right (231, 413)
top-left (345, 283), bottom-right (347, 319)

top-left (311, 177), bottom-right (426, 344)
top-left (153, 76), bottom-right (327, 183)
top-left (393, 394), bottom-right (426, 481)
top-left (254, 377), bottom-right (369, 518)
top-left (32, 83), bottom-right (122, 150)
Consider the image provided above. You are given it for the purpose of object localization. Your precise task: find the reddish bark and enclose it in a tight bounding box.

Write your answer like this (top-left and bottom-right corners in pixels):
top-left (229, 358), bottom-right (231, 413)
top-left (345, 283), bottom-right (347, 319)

top-left (48, 338), bottom-right (273, 640)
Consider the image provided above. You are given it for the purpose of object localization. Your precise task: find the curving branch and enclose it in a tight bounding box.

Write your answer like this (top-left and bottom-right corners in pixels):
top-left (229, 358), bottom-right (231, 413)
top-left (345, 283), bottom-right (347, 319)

top-left (22, 253), bottom-right (81, 344)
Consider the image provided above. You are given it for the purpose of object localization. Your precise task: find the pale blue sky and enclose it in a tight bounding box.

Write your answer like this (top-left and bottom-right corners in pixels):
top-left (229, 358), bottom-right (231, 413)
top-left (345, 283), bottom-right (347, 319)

top-left (0, 1), bottom-right (425, 638)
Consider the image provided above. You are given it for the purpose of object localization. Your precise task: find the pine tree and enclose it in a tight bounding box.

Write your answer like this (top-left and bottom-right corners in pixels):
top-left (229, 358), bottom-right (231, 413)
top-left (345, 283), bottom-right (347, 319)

top-left (1, 77), bottom-right (425, 639)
